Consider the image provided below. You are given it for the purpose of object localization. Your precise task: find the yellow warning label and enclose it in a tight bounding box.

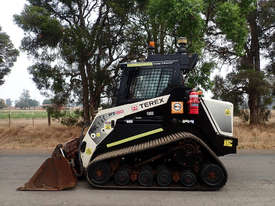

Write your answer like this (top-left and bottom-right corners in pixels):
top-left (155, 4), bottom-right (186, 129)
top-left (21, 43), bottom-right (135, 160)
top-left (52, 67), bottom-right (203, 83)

top-left (127, 62), bottom-right (153, 67)
top-left (224, 139), bottom-right (233, 147)
top-left (225, 109), bottom-right (231, 116)
top-left (105, 124), bottom-right (111, 130)
top-left (96, 132), bottom-right (101, 137)
top-left (85, 148), bottom-right (92, 155)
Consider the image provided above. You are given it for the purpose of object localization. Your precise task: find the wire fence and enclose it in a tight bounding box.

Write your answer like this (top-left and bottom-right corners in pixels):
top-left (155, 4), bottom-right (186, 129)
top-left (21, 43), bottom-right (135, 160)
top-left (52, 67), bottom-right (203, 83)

top-left (0, 110), bottom-right (49, 128)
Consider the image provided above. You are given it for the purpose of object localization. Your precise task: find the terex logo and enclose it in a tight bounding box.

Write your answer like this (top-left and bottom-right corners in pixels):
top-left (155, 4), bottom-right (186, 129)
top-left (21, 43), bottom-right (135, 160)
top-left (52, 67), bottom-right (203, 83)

top-left (139, 98), bottom-right (164, 109)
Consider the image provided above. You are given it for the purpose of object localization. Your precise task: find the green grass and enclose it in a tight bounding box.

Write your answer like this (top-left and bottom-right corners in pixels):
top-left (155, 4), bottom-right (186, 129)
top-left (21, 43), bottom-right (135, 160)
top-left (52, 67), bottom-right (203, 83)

top-left (0, 110), bottom-right (48, 119)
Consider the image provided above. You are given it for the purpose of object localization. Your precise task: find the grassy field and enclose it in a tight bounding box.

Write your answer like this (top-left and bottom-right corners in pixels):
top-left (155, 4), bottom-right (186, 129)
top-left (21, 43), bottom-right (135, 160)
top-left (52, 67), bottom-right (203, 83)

top-left (0, 110), bottom-right (47, 119)
top-left (234, 111), bottom-right (275, 149)
top-left (0, 111), bottom-right (274, 150)
top-left (0, 119), bottom-right (81, 150)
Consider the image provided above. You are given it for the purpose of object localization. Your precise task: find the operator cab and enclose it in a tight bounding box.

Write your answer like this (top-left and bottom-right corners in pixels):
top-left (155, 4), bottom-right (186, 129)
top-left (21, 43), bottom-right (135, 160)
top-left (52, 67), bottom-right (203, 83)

top-left (116, 41), bottom-right (198, 106)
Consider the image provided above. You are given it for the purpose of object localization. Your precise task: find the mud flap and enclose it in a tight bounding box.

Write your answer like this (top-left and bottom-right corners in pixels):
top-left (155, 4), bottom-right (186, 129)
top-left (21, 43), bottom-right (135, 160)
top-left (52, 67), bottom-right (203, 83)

top-left (17, 157), bottom-right (77, 191)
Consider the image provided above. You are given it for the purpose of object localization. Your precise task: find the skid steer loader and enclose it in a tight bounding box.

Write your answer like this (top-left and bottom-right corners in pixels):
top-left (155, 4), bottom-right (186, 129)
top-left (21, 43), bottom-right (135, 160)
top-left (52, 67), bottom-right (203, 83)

top-left (18, 38), bottom-right (237, 191)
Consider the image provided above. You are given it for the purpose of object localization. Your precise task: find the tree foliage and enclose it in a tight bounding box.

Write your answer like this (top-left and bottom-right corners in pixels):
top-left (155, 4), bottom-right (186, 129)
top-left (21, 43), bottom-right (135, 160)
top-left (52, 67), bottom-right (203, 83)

top-left (0, 98), bottom-right (6, 109)
top-left (148, 0), bottom-right (205, 53)
top-left (15, 89), bottom-right (39, 109)
top-left (145, 0), bottom-right (256, 90)
top-left (0, 26), bottom-right (19, 85)
top-left (15, 0), bottom-right (265, 125)
top-left (147, 0), bottom-right (256, 56)
top-left (15, 0), bottom-right (148, 123)
top-left (42, 99), bottom-right (52, 105)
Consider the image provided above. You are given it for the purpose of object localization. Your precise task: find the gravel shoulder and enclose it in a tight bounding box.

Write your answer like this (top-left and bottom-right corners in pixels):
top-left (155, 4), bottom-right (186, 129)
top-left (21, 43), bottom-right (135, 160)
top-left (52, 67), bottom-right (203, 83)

top-left (0, 150), bottom-right (275, 206)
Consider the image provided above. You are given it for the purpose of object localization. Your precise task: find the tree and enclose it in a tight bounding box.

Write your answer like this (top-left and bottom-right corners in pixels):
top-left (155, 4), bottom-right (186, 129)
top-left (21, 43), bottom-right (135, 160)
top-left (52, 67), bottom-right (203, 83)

top-left (14, 0), bottom-right (147, 123)
top-left (0, 26), bottom-right (19, 85)
top-left (29, 99), bottom-right (39, 107)
top-left (15, 89), bottom-right (39, 109)
top-left (106, 0), bottom-right (253, 91)
top-left (14, 0), bottom-right (259, 124)
top-left (145, 0), bottom-right (259, 93)
top-left (42, 99), bottom-right (52, 105)
top-left (212, 75), bottom-right (245, 115)
top-left (148, 0), bottom-right (273, 125)
top-left (213, 0), bottom-right (274, 124)
top-left (15, 89), bottom-right (31, 109)
top-left (0, 98), bottom-right (6, 109)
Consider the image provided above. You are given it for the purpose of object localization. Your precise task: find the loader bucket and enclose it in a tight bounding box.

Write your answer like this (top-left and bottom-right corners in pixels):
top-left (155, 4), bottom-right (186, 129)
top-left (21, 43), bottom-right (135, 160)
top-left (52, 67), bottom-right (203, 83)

top-left (17, 156), bottom-right (77, 191)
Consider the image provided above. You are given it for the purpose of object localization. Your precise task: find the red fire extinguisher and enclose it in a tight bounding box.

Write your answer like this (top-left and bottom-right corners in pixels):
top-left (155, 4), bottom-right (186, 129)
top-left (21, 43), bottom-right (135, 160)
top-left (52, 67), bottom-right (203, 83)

top-left (188, 91), bottom-right (200, 114)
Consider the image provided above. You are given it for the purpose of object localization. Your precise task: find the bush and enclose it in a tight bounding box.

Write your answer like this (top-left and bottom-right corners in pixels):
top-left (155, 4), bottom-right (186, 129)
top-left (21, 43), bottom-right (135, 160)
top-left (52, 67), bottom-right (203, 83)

top-left (259, 109), bottom-right (271, 122)
top-left (239, 109), bottom-right (271, 123)
top-left (61, 115), bottom-right (79, 127)
top-left (50, 108), bottom-right (83, 127)
top-left (239, 110), bottom-right (249, 122)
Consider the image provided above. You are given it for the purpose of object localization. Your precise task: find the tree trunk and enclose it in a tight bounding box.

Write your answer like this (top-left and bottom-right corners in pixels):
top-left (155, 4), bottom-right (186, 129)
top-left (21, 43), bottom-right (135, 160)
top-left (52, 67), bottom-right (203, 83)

top-left (159, 23), bottom-right (165, 54)
top-left (247, 10), bottom-right (261, 125)
top-left (248, 92), bottom-right (259, 125)
top-left (79, 63), bottom-right (90, 124)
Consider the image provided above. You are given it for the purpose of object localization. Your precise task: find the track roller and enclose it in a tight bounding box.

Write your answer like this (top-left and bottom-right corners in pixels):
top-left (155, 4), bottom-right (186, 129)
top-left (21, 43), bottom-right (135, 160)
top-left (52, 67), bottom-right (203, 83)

top-left (87, 162), bottom-right (111, 185)
top-left (114, 168), bottom-right (130, 186)
top-left (138, 166), bottom-right (153, 187)
top-left (200, 163), bottom-right (225, 187)
top-left (180, 170), bottom-right (197, 187)
top-left (156, 166), bottom-right (172, 187)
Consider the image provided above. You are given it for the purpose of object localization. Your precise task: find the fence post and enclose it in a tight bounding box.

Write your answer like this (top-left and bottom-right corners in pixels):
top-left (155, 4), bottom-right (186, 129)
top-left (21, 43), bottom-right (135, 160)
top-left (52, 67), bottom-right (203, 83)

top-left (9, 110), bottom-right (11, 128)
top-left (47, 107), bottom-right (51, 127)
top-left (32, 111), bottom-right (34, 128)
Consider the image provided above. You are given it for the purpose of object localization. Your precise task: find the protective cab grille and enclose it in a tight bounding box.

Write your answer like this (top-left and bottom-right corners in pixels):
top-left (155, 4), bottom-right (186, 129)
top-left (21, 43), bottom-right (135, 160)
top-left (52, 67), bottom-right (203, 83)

top-left (129, 68), bottom-right (173, 100)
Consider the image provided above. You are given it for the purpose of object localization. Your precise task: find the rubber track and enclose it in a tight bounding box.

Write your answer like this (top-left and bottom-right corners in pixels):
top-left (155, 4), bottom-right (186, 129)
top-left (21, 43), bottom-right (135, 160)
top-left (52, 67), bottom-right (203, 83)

top-left (87, 131), bottom-right (228, 190)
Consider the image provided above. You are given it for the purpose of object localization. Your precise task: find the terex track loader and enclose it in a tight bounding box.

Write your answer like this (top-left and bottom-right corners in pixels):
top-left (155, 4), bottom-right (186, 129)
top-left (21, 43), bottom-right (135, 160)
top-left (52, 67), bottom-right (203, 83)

top-left (18, 38), bottom-right (238, 191)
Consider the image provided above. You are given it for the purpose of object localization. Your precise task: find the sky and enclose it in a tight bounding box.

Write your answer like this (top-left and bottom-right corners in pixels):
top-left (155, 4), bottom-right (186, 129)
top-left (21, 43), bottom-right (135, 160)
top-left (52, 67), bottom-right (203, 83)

top-left (0, 0), bottom-right (45, 105)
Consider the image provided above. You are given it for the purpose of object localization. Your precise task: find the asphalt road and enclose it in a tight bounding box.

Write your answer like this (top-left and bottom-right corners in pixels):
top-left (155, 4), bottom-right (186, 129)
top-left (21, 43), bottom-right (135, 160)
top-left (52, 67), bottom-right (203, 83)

top-left (0, 150), bottom-right (275, 206)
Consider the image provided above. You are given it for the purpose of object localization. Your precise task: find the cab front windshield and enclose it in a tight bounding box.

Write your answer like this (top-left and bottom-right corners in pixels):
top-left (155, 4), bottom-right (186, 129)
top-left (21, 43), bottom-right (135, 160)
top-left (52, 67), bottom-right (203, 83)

top-left (128, 66), bottom-right (173, 100)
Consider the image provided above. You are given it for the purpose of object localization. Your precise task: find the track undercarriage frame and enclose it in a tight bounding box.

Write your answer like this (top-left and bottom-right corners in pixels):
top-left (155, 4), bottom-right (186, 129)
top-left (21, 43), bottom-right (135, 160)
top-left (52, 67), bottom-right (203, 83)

top-left (86, 131), bottom-right (227, 190)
